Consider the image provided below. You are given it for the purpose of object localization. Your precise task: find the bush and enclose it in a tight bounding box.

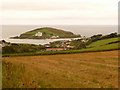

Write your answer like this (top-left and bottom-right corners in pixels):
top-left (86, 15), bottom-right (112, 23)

top-left (2, 44), bottom-right (45, 54)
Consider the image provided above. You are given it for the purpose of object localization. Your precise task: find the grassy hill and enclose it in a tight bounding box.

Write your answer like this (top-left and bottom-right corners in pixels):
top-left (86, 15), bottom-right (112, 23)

top-left (18, 27), bottom-right (80, 39)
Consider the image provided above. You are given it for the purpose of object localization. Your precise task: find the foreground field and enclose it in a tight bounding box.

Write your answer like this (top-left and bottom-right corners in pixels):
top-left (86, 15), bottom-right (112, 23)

top-left (3, 50), bottom-right (118, 88)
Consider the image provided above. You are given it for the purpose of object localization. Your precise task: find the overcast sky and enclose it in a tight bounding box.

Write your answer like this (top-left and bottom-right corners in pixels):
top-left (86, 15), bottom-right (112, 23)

top-left (0, 0), bottom-right (118, 25)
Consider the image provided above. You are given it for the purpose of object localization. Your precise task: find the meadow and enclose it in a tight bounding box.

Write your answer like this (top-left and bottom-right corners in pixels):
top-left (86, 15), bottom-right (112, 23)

top-left (87, 37), bottom-right (119, 48)
top-left (3, 50), bottom-right (118, 88)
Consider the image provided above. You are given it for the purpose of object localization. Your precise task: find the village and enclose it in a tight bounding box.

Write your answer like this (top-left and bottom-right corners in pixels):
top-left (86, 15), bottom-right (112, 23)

top-left (44, 38), bottom-right (88, 51)
top-left (1, 36), bottom-right (89, 52)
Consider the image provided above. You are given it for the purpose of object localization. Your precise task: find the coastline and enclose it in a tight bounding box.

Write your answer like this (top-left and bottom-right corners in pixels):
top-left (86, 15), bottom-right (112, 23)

top-left (3, 37), bottom-right (81, 45)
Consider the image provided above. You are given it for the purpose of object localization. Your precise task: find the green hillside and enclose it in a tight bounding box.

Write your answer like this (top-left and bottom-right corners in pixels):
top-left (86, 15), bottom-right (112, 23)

top-left (18, 27), bottom-right (81, 39)
top-left (87, 37), bottom-right (120, 48)
top-left (25, 29), bottom-right (57, 35)
top-left (82, 43), bottom-right (119, 52)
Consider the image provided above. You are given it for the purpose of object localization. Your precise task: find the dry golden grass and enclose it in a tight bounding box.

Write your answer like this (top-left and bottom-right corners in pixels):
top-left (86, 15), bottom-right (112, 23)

top-left (3, 50), bottom-right (119, 88)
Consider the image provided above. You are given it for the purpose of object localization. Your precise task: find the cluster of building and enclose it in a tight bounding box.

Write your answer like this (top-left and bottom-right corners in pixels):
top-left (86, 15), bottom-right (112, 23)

top-left (50, 36), bottom-right (59, 39)
top-left (44, 37), bottom-right (89, 51)
top-left (34, 32), bottom-right (43, 37)
top-left (44, 40), bottom-right (75, 51)
top-left (34, 32), bottom-right (60, 39)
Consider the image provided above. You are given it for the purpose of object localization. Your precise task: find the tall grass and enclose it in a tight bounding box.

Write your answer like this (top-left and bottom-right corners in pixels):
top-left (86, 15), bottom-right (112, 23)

top-left (2, 61), bottom-right (26, 88)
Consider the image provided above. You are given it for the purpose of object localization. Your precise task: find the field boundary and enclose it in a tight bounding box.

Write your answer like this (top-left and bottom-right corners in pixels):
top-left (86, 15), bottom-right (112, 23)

top-left (2, 48), bottom-right (119, 57)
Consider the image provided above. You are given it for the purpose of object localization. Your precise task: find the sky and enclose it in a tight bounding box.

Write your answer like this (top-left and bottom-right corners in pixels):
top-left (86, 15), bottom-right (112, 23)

top-left (0, 0), bottom-right (119, 25)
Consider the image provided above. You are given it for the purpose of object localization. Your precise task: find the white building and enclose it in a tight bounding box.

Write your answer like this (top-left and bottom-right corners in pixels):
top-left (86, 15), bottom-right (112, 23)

top-left (51, 36), bottom-right (59, 39)
top-left (35, 32), bottom-right (43, 37)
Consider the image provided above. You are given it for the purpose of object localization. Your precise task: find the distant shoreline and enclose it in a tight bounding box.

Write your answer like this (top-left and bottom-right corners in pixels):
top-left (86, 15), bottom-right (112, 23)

top-left (9, 37), bottom-right (81, 39)
top-left (3, 37), bottom-right (81, 45)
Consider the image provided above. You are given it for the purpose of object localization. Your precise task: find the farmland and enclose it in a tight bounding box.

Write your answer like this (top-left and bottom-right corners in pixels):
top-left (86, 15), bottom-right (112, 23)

top-left (87, 37), bottom-right (119, 48)
top-left (2, 50), bottom-right (118, 88)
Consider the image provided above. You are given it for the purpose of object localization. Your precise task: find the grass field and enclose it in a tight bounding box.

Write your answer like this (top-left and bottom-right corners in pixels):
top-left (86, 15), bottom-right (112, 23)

top-left (87, 37), bottom-right (119, 48)
top-left (25, 29), bottom-right (57, 35)
top-left (3, 50), bottom-right (118, 88)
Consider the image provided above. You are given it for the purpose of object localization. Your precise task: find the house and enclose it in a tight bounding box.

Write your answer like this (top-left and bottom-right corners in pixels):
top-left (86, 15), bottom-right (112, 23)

top-left (55, 44), bottom-right (61, 47)
top-left (65, 41), bottom-right (71, 45)
top-left (51, 36), bottom-right (59, 39)
top-left (35, 32), bottom-right (43, 37)
top-left (44, 44), bottom-right (50, 48)
top-left (46, 48), bottom-right (64, 51)
top-left (66, 45), bottom-right (74, 49)
top-left (81, 39), bottom-right (86, 42)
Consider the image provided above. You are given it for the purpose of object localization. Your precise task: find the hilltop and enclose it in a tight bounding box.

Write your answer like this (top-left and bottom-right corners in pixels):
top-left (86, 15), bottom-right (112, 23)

top-left (11, 27), bottom-right (81, 39)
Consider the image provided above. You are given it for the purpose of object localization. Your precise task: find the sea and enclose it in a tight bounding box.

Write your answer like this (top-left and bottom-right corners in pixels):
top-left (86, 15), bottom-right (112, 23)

top-left (1, 25), bottom-right (118, 45)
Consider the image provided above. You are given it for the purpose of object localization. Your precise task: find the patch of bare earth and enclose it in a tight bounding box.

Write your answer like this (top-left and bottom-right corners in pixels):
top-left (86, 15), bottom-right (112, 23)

top-left (3, 50), bottom-right (119, 88)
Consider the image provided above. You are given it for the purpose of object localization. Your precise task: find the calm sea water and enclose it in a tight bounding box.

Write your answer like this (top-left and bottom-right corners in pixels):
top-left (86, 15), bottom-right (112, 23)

top-left (4, 38), bottom-right (81, 45)
top-left (1, 25), bottom-right (118, 45)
